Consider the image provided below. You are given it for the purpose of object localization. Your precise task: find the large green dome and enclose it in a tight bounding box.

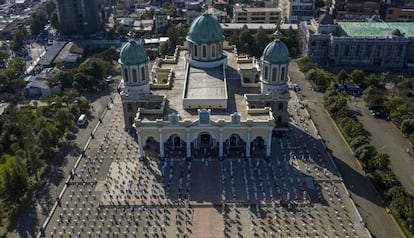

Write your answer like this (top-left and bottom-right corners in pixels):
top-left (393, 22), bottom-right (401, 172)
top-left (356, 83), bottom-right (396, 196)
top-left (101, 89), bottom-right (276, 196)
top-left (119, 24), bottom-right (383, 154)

top-left (119, 40), bottom-right (148, 65)
top-left (261, 39), bottom-right (290, 64)
top-left (186, 13), bottom-right (225, 44)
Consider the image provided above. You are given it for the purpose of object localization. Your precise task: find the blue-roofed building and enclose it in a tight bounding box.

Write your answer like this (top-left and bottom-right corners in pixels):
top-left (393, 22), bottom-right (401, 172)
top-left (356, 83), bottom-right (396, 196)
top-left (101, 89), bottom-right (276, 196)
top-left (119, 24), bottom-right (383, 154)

top-left (303, 18), bottom-right (414, 69)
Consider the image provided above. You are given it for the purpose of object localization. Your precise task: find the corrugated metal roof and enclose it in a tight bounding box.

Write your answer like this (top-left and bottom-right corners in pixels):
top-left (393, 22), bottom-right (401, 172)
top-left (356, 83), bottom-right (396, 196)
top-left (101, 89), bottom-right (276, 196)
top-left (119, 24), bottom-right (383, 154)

top-left (337, 22), bottom-right (414, 37)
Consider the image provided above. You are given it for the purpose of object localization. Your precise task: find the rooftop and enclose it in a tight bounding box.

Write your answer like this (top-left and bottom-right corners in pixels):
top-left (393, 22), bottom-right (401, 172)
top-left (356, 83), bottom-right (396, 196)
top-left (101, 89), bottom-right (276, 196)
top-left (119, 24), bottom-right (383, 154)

top-left (220, 23), bottom-right (298, 31)
top-left (185, 66), bottom-right (226, 100)
top-left (337, 21), bottom-right (414, 37)
top-left (233, 6), bottom-right (281, 12)
top-left (38, 41), bottom-right (67, 66)
top-left (139, 49), bottom-right (270, 122)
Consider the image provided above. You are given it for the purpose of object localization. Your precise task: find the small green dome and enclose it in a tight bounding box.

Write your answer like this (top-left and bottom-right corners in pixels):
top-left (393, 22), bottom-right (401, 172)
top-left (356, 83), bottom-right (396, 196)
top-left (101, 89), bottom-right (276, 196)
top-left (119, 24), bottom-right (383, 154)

top-left (261, 39), bottom-right (290, 64)
top-left (119, 40), bottom-right (148, 65)
top-left (186, 13), bottom-right (225, 44)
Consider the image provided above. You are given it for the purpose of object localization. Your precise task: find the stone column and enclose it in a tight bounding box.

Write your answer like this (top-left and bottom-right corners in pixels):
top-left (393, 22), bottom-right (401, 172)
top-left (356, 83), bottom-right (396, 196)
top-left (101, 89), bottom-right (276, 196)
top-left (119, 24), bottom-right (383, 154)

top-left (186, 128), bottom-right (191, 158)
top-left (219, 128), bottom-right (223, 158)
top-left (246, 127), bottom-right (251, 158)
top-left (159, 128), bottom-right (165, 158)
top-left (266, 128), bottom-right (272, 157)
top-left (136, 129), bottom-right (145, 158)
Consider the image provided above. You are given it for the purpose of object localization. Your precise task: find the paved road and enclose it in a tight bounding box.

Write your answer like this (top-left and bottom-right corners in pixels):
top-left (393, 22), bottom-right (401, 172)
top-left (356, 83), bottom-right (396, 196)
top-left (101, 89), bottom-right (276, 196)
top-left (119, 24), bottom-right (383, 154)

top-left (351, 97), bottom-right (414, 199)
top-left (7, 77), bottom-right (119, 238)
top-left (288, 60), bottom-right (403, 238)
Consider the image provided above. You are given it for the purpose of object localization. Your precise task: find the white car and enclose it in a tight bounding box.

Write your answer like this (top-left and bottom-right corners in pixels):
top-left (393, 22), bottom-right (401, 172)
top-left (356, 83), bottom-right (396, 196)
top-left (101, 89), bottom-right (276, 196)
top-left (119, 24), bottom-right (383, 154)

top-left (105, 75), bottom-right (114, 83)
top-left (293, 84), bottom-right (301, 92)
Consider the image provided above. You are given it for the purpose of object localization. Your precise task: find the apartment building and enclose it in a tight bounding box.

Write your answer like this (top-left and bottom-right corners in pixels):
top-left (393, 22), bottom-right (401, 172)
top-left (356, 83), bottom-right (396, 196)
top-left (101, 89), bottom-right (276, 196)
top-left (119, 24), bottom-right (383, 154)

top-left (384, 7), bottom-right (414, 22)
top-left (335, 0), bottom-right (381, 20)
top-left (233, 5), bottom-right (281, 23)
top-left (55, 0), bottom-right (102, 35)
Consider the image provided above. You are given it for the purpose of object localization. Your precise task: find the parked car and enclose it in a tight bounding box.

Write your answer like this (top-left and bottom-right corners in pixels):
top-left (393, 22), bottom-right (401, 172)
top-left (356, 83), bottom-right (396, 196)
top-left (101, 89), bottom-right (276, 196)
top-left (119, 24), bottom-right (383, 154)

top-left (293, 84), bottom-right (301, 92)
top-left (105, 75), bottom-right (114, 83)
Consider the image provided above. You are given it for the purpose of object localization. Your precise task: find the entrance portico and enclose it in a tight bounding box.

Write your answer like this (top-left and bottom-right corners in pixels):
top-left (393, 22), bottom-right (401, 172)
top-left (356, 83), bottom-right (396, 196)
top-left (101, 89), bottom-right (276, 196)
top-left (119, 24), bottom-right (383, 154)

top-left (139, 121), bottom-right (273, 159)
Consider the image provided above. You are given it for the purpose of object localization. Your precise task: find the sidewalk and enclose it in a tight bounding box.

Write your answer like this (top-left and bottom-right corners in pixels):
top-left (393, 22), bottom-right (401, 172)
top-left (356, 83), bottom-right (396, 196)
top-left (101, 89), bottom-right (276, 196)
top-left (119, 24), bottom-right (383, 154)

top-left (7, 91), bottom-right (114, 238)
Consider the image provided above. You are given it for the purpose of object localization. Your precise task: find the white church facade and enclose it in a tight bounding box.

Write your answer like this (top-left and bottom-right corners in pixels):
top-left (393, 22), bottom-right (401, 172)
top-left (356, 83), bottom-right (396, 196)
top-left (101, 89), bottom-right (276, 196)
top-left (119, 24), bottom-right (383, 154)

top-left (118, 13), bottom-right (291, 159)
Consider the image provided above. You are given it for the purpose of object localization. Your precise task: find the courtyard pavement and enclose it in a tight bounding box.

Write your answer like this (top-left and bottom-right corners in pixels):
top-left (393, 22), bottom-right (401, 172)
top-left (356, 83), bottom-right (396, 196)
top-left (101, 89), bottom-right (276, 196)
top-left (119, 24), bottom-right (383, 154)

top-left (42, 91), bottom-right (369, 238)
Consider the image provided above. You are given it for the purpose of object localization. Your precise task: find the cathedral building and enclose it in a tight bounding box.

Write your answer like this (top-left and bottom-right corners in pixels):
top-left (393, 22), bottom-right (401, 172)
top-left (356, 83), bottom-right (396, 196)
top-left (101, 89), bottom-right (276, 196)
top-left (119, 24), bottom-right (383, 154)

top-left (118, 13), bottom-right (290, 159)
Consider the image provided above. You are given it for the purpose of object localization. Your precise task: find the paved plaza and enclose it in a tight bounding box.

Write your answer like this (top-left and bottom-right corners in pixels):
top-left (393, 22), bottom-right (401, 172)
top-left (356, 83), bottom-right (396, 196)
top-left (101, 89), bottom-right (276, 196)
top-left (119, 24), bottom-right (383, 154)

top-left (43, 92), bottom-right (369, 237)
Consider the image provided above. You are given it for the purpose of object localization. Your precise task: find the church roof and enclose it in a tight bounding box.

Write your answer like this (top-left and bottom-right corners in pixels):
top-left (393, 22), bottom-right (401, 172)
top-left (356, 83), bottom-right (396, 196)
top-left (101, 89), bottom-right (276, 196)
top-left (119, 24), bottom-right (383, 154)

top-left (119, 40), bottom-right (148, 65)
top-left (186, 13), bottom-right (225, 44)
top-left (261, 39), bottom-right (290, 65)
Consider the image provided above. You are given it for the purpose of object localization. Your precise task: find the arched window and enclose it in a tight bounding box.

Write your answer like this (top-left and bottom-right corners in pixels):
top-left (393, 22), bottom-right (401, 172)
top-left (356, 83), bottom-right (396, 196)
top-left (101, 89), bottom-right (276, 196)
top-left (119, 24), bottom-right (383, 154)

top-left (344, 45), bottom-right (349, 57)
top-left (132, 68), bottom-right (137, 82)
top-left (212, 45), bottom-right (216, 58)
top-left (218, 43), bottom-right (222, 56)
top-left (141, 67), bottom-right (145, 81)
top-left (366, 45), bottom-right (371, 57)
top-left (264, 66), bottom-right (268, 80)
top-left (124, 68), bottom-right (129, 82)
top-left (202, 45), bottom-right (206, 58)
top-left (281, 67), bottom-right (285, 81)
top-left (278, 103), bottom-right (283, 111)
top-left (272, 67), bottom-right (277, 82)
top-left (194, 45), bottom-right (198, 57)
top-left (335, 45), bottom-right (339, 57)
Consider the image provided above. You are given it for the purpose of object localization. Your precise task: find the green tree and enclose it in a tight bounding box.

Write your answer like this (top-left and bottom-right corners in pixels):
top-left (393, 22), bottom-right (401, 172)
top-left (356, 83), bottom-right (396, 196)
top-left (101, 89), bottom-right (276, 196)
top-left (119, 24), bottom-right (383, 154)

top-left (44, 0), bottom-right (56, 18)
top-left (280, 26), bottom-right (298, 57)
top-left (159, 41), bottom-right (169, 56)
top-left (353, 144), bottom-right (376, 164)
top-left (62, 88), bottom-right (80, 104)
top-left (77, 57), bottom-right (105, 84)
top-left (380, 171), bottom-right (398, 189)
top-left (30, 11), bottom-right (48, 36)
top-left (50, 11), bottom-right (59, 29)
top-left (238, 25), bottom-right (254, 55)
top-left (337, 69), bottom-right (348, 84)
top-left (117, 24), bottom-right (128, 37)
top-left (228, 30), bottom-right (240, 47)
top-left (386, 186), bottom-right (406, 200)
top-left (0, 154), bottom-right (28, 203)
top-left (324, 93), bottom-right (348, 118)
top-left (349, 69), bottom-right (365, 86)
top-left (253, 27), bottom-right (269, 57)
top-left (10, 29), bottom-right (26, 52)
top-left (297, 58), bottom-right (318, 72)
top-left (350, 135), bottom-right (369, 150)
top-left (401, 119), bottom-right (414, 135)
top-left (0, 50), bottom-right (9, 67)
top-left (368, 152), bottom-right (389, 171)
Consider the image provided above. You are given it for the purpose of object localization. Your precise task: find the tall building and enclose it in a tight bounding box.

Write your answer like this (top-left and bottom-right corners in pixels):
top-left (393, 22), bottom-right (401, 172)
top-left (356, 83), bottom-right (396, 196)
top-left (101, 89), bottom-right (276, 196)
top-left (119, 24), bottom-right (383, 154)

top-left (119, 13), bottom-right (290, 159)
top-left (55, 0), bottom-right (102, 35)
top-left (277, 0), bottom-right (315, 23)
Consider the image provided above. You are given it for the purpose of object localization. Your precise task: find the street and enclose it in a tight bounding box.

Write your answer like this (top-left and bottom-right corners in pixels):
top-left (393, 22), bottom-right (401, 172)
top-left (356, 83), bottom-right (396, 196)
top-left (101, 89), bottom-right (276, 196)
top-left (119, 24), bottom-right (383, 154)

top-left (7, 75), bottom-right (119, 238)
top-left (288, 60), bottom-right (404, 238)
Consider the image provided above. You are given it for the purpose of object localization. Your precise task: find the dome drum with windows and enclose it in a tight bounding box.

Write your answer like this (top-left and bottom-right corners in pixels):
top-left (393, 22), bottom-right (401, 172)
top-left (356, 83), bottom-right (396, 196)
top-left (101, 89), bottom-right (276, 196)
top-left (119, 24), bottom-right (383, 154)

top-left (260, 39), bottom-right (290, 94)
top-left (261, 39), bottom-right (290, 65)
top-left (186, 13), bottom-right (225, 63)
top-left (119, 37), bottom-right (149, 66)
top-left (118, 34), bottom-right (150, 91)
